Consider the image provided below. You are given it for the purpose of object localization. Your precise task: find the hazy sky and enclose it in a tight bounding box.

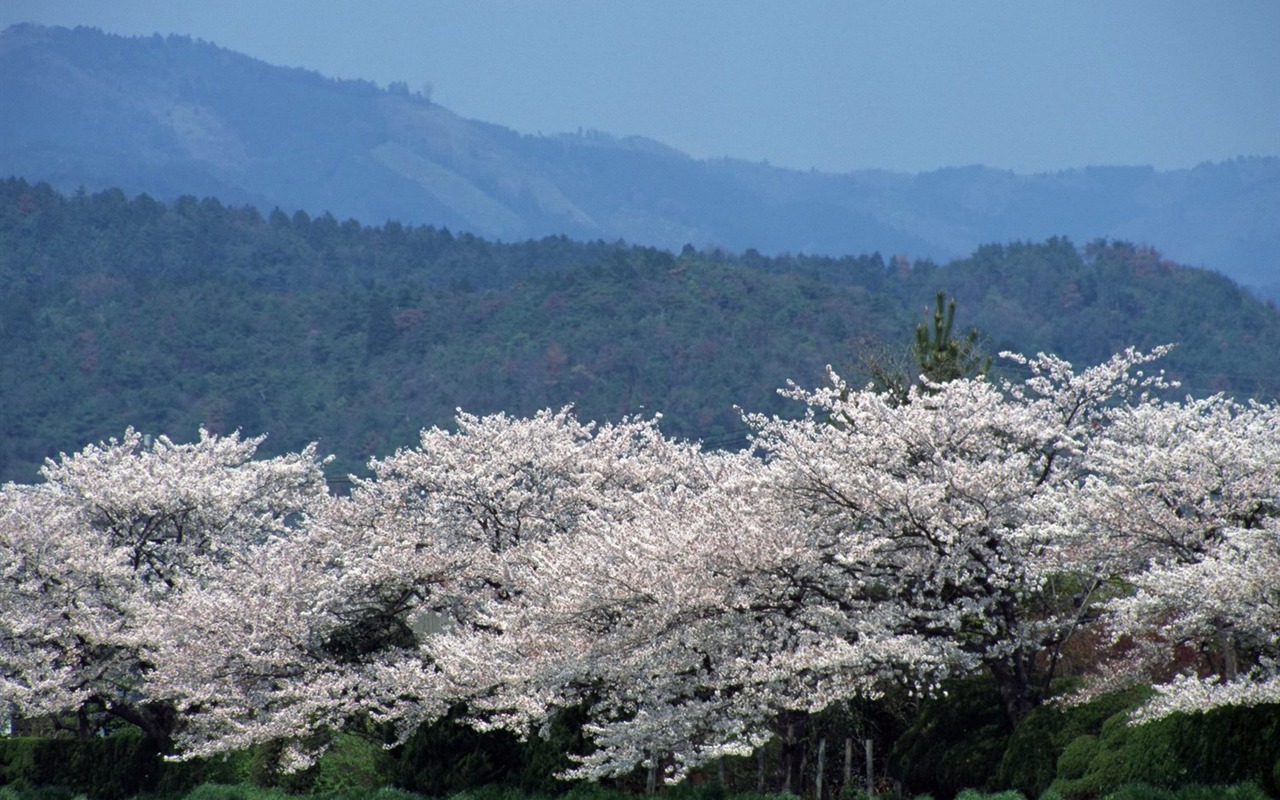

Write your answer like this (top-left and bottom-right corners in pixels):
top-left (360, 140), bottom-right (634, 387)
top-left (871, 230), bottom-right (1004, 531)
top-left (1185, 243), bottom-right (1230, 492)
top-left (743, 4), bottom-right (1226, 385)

top-left (2, 1), bottom-right (1277, 174)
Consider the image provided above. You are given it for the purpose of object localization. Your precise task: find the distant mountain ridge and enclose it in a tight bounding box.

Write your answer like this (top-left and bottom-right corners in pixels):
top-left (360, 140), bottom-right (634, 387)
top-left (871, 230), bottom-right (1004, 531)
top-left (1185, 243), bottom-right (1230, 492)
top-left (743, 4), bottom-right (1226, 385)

top-left (2, 23), bottom-right (1277, 298)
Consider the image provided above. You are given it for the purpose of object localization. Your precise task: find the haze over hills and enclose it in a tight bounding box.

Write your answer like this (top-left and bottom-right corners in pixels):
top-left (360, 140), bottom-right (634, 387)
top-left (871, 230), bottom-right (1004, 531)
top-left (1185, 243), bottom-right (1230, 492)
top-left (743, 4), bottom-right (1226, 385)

top-left (2, 23), bottom-right (1277, 300)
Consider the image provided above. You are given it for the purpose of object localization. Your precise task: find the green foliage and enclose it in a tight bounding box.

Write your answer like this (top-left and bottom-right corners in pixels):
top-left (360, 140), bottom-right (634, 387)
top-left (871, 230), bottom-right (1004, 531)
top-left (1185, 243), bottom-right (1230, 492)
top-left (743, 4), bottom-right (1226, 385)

top-left (364, 790), bottom-right (433, 800)
top-left (0, 732), bottom-right (160, 799)
top-left (888, 675), bottom-right (1014, 799)
top-left (0, 788), bottom-right (81, 800)
top-left (882, 682), bottom-right (1276, 799)
top-left (310, 733), bottom-right (394, 794)
top-left (953, 791), bottom-right (1026, 800)
top-left (180, 785), bottom-right (291, 800)
top-left (942, 238), bottom-right (1280, 399)
top-left (854, 290), bottom-right (991, 406)
top-left (0, 729), bottom-right (250, 799)
top-left (1047, 704), bottom-right (1280, 799)
top-left (1170, 785), bottom-right (1270, 800)
top-left (1054, 736), bottom-right (1099, 783)
top-left (1097, 786), bottom-right (1174, 800)
top-left (994, 685), bottom-right (1151, 799)
top-left (392, 706), bottom-right (587, 797)
top-left (1090, 784), bottom-right (1269, 800)
top-left (554, 786), bottom-right (616, 800)
top-left (912, 291), bottom-right (991, 387)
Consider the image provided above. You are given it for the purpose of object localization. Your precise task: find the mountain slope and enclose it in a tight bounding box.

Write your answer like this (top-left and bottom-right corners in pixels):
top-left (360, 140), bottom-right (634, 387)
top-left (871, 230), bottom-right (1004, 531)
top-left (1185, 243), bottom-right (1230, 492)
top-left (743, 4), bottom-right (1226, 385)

top-left (2, 180), bottom-right (1277, 483)
top-left (2, 23), bottom-right (1277, 297)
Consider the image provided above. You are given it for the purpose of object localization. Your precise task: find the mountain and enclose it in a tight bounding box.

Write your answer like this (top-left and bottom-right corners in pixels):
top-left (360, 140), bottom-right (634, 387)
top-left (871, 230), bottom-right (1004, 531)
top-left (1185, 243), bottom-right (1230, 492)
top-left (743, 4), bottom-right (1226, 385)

top-left (3, 179), bottom-right (1278, 484)
top-left (2, 23), bottom-right (1277, 299)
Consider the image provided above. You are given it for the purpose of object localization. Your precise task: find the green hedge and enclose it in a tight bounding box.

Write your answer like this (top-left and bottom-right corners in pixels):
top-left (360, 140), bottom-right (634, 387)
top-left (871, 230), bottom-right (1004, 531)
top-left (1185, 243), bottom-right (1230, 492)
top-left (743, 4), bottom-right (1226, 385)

top-left (0, 731), bottom-right (264, 799)
top-left (0, 731), bottom-right (165, 799)
top-left (3, 696), bottom-right (1275, 800)
top-left (1047, 703), bottom-right (1280, 799)
top-left (994, 685), bottom-right (1151, 798)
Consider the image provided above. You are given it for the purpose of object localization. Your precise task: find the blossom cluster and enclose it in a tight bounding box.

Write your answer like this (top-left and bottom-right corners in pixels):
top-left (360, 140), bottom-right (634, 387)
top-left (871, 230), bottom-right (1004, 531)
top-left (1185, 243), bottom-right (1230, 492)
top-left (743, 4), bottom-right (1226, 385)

top-left (2, 348), bottom-right (1276, 777)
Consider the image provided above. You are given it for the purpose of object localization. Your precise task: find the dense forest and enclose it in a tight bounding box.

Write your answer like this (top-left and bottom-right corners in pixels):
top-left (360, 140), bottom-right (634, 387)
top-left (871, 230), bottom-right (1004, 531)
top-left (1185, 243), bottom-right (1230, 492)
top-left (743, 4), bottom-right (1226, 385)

top-left (2, 177), bottom-right (1278, 482)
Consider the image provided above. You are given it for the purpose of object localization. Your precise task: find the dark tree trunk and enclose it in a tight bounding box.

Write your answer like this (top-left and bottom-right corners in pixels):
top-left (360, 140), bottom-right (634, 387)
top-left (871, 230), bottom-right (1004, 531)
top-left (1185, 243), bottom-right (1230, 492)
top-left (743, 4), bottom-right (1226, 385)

top-left (986, 648), bottom-right (1042, 727)
top-left (109, 701), bottom-right (178, 754)
top-left (77, 706), bottom-right (93, 740)
top-left (778, 710), bottom-right (806, 795)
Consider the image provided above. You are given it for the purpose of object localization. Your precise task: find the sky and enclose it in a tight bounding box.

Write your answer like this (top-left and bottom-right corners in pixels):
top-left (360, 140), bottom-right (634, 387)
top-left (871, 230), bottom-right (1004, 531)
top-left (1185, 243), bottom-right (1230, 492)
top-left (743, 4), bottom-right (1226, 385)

top-left (1, 0), bottom-right (1277, 175)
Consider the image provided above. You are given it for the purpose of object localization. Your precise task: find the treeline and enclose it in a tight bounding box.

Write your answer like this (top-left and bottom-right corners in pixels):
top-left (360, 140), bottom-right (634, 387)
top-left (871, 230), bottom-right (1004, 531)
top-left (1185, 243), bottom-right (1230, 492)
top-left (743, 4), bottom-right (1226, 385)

top-left (4, 362), bottom-right (1278, 798)
top-left (2, 178), bottom-right (1278, 481)
top-left (4, 694), bottom-right (1277, 798)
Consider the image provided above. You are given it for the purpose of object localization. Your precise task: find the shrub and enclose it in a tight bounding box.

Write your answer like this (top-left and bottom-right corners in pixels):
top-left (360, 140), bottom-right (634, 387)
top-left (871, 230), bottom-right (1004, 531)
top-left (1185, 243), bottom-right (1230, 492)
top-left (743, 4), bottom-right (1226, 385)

top-left (1048, 703), bottom-right (1280, 798)
top-left (182, 784), bottom-right (289, 800)
top-left (392, 715), bottom-right (525, 796)
top-left (1098, 784), bottom-right (1173, 800)
top-left (1055, 736), bottom-right (1099, 782)
top-left (0, 731), bottom-right (250, 799)
top-left (0, 732), bottom-right (159, 799)
top-left (392, 706), bottom-right (589, 797)
top-left (310, 732), bottom-right (394, 794)
top-left (1171, 785), bottom-right (1269, 800)
top-left (994, 686), bottom-right (1150, 799)
top-left (364, 789), bottom-right (432, 800)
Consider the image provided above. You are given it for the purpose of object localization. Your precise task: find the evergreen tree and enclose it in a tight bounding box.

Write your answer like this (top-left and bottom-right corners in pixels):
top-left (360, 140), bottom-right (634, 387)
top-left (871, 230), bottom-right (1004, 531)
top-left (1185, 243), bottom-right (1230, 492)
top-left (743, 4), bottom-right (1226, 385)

top-left (856, 291), bottom-right (991, 406)
top-left (913, 290), bottom-right (991, 387)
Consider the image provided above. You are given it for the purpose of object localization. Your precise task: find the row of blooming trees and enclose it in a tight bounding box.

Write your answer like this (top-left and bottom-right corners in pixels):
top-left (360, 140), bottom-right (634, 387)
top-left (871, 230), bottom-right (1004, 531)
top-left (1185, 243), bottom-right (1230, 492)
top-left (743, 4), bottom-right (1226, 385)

top-left (2, 347), bottom-right (1277, 781)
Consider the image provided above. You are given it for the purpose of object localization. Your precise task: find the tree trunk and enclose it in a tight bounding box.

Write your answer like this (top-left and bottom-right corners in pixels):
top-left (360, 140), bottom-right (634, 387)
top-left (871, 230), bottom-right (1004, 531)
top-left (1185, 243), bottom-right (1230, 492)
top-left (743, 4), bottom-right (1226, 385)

top-left (843, 737), bottom-right (852, 792)
top-left (782, 724), bottom-right (794, 795)
top-left (757, 746), bottom-right (766, 793)
top-left (109, 701), bottom-right (177, 754)
top-left (865, 739), bottom-right (875, 799)
top-left (986, 649), bottom-right (1041, 727)
top-left (1220, 629), bottom-right (1238, 681)
top-left (815, 737), bottom-right (825, 800)
top-left (77, 706), bottom-right (92, 740)
top-left (779, 712), bottom-right (805, 795)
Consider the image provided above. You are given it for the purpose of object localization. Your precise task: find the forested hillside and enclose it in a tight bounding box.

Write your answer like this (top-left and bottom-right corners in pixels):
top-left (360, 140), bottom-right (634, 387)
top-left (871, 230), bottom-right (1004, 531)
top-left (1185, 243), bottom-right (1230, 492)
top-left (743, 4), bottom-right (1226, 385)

top-left (2, 178), bottom-right (1278, 483)
top-left (3, 23), bottom-right (1278, 299)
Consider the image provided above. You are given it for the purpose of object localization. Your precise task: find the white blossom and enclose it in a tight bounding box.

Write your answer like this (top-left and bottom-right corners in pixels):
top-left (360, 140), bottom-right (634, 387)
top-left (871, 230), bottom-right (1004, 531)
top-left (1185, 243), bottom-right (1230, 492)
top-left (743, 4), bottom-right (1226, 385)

top-left (0, 429), bottom-right (329, 746)
top-left (5, 346), bottom-right (1275, 772)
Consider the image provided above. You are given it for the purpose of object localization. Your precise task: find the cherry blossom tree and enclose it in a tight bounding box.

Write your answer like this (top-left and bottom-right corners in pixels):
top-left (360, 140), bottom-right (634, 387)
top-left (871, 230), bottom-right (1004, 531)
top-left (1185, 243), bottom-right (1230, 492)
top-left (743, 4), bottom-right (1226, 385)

top-left (6, 350), bottom-right (1275, 781)
top-left (735, 349), bottom-right (1180, 726)
top-left (1071, 394), bottom-right (1280, 719)
top-left (0, 429), bottom-right (329, 749)
top-left (426, 349), bottom-right (1187, 780)
top-left (429, 451), bottom-right (959, 782)
top-left (151, 409), bottom-right (719, 766)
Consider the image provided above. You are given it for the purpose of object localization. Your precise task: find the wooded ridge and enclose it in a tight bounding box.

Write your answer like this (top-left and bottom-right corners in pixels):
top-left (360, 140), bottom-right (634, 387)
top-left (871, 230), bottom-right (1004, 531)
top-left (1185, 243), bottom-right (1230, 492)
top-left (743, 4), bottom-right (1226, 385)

top-left (2, 179), bottom-right (1277, 483)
